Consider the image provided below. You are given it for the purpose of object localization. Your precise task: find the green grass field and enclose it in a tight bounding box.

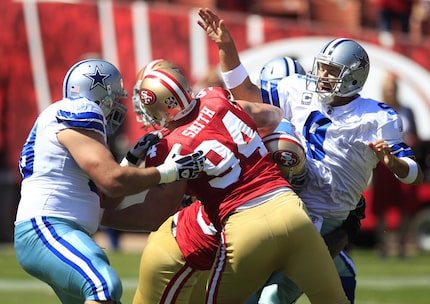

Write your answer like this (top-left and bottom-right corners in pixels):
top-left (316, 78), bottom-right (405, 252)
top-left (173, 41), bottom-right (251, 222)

top-left (1, 243), bottom-right (430, 303)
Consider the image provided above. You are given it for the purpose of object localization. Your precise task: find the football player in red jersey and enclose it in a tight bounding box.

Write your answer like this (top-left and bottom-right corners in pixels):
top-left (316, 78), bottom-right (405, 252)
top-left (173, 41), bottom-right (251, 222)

top-left (106, 59), bottom-right (291, 302)
top-left (124, 66), bottom-right (349, 303)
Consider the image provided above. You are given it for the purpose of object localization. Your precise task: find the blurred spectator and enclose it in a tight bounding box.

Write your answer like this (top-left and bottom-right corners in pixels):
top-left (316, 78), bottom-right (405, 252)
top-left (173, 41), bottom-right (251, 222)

top-left (218, 0), bottom-right (248, 12)
top-left (375, 0), bottom-right (416, 47)
top-left (376, 0), bottom-right (415, 34)
top-left (371, 73), bottom-right (420, 259)
top-left (0, 155), bottom-right (20, 243)
top-left (0, 67), bottom-right (21, 243)
top-left (410, 0), bottom-right (430, 41)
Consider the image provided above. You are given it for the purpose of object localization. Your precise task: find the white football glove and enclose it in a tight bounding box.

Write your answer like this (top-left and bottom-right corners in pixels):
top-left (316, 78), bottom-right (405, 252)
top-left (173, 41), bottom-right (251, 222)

top-left (156, 143), bottom-right (206, 184)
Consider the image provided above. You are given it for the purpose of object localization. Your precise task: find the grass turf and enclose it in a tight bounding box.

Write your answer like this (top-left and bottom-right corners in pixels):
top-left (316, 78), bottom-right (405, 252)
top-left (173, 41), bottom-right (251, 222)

top-left (1, 242), bottom-right (430, 303)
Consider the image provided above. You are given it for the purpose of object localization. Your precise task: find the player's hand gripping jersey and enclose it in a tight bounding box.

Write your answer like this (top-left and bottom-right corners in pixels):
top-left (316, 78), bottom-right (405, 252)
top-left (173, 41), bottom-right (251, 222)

top-left (261, 74), bottom-right (414, 219)
top-left (145, 87), bottom-right (290, 228)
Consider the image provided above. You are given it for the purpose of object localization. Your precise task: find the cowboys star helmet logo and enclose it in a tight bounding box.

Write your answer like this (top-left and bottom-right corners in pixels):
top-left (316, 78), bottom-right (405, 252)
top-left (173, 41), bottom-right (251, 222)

top-left (84, 66), bottom-right (111, 90)
top-left (352, 53), bottom-right (369, 71)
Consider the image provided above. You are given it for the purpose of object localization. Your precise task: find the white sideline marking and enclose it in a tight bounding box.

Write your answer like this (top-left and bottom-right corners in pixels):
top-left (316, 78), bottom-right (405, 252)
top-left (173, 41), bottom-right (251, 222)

top-left (0, 276), bottom-right (429, 291)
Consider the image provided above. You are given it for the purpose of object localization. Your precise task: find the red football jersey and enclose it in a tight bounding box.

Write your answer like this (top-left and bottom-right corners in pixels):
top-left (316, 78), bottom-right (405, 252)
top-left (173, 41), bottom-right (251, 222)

top-left (145, 87), bottom-right (289, 228)
top-left (175, 201), bottom-right (219, 270)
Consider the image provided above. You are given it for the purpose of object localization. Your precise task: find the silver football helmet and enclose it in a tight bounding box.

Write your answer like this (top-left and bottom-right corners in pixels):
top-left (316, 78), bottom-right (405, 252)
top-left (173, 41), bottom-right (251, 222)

top-left (259, 56), bottom-right (305, 84)
top-left (132, 59), bottom-right (183, 125)
top-left (62, 59), bottom-right (127, 134)
top-left (138, 68), bottom-right (196, 128)
top-left (263, 131), bottom-right (307, 192)
top-left (306, 38), bottom-right (370, 104)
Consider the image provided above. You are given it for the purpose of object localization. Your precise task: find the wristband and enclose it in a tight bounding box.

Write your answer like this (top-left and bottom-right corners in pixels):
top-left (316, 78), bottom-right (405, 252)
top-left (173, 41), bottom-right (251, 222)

top-left (395, 157), bottom-right (418, 184)
top-left (221, 63), bottom-right (248, 89)
top-left (156, 163), bottom-right (176, 184)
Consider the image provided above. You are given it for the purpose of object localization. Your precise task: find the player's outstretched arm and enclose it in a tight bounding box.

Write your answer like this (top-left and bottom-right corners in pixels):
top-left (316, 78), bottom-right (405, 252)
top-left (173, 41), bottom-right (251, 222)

top-left (100, 181), bottom-right (186, 231)
top-left (369, 139), bottom-right (423, 185)
top-left (235, 100), bottom-right (283, 137)
top-left (58, 128), bottom-right (205, 197)
top-left (101, 146), bottom-right (196, 231)
top-left (197, 8), bottom-right (261, 103)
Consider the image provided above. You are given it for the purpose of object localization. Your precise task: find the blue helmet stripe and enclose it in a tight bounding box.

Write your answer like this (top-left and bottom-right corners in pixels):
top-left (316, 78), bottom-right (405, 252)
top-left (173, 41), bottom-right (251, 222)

top-left (322, 38), bottom-right (351, 56)
top-left (281, 57), bottom-right (291, 76)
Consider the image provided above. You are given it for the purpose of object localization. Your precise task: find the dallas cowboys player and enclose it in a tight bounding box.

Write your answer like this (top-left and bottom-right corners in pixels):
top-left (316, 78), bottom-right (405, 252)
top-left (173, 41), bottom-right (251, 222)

top-left (198, 8), bottom-right (423, 304)
top-left (14, 59), bottom-right (205, 304)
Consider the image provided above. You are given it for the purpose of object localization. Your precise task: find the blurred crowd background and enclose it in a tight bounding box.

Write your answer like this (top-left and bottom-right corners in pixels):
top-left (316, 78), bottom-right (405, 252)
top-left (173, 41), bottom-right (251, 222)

top-left (2, 0), bottom-right (430, 256)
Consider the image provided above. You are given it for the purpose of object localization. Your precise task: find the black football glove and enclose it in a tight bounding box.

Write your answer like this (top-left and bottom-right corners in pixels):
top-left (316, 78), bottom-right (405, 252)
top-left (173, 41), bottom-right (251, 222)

top-left (341, 195), bottom-right (366, 242)
top-left (126, 132), bottom-right (161, 165)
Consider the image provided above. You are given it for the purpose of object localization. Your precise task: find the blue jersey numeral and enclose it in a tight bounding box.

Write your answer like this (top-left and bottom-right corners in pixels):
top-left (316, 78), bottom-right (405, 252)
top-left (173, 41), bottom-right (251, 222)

top-left (303, 111), bottom-right (332, 160)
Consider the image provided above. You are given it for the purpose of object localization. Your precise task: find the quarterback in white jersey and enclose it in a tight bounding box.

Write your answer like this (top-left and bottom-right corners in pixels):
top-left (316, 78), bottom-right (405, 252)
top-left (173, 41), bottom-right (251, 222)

top-left (274, 73), bottom-right (397, 219)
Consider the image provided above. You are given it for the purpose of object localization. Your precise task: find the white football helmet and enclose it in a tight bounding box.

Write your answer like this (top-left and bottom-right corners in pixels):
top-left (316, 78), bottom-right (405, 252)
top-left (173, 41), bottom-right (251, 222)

top-left (263, 132), bottom-right (307, 192)
top-left (132, 59), bottom-right (183, 125)
top-left (306, 38), bottom-right (370, 104)
top-left (138, 68), bottom-right (196, 128)
top-left (62, 59), bottom-right (127, 134)
top-left (259, 56), bottom-right (305, 84)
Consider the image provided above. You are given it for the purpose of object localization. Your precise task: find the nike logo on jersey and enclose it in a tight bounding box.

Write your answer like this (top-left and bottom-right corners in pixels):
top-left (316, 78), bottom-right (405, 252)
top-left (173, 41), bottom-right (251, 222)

top-left (302, 92), bottom-right (313, 105)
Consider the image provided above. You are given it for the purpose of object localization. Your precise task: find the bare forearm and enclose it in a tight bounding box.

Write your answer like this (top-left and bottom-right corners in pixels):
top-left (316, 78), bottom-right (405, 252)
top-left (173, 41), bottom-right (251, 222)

top-left (369, 140), bottom-right (424, 185)
top-left (101, 182), bottom-right (185, 231)
top-left (97, 166), bottom-right (161, 198)
top-left (218, 41), bottom-right (241, 72)
top-left (101, 204), bottom-right (163, 232)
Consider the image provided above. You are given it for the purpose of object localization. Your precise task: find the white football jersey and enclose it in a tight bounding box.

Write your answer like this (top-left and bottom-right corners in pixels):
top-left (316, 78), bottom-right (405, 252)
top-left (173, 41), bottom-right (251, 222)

top-left (16, 97), bottom-right (107, 234)
top-left (262, 74), bottom-right (414, 219)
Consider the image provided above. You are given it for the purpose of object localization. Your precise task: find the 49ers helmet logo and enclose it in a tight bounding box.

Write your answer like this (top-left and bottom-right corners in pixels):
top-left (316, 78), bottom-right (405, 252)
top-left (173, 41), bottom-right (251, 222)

top-left (139, 88), bottom-right (156, 105)
top-left (273, 150), bottom-right (299, 167)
